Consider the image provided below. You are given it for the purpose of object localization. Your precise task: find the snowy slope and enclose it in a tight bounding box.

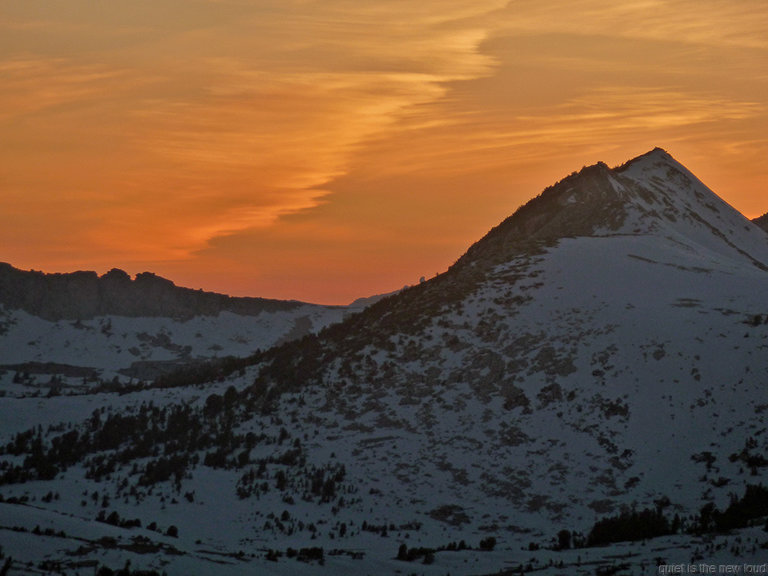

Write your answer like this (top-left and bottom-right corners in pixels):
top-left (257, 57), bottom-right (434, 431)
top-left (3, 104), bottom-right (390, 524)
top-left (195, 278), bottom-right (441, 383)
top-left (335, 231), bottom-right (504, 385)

top-left (0, 305), bottom-right (348, 382)
top-left (2, 148), bottom-right (768, 575)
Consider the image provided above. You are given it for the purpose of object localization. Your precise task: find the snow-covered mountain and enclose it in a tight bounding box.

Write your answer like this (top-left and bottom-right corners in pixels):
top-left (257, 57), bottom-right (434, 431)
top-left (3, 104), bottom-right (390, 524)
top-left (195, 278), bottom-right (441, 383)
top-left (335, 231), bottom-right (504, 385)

top-left (0, 265), bottom-right (350, 381)
top-left (2, 148), bottom-right (768, 576)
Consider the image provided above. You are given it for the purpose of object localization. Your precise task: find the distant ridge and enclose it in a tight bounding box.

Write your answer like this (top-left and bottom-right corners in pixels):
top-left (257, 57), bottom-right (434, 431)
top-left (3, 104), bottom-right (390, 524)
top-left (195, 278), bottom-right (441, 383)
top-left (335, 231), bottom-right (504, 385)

top-left (0, 263), bottom-right (315, 321)
top-left (348, 286), bottom-right (408, 308)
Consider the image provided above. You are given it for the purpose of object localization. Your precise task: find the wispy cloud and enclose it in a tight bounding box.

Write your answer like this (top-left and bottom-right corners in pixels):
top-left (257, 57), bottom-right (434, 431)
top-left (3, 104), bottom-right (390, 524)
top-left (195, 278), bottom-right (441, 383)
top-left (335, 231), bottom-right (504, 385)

top-left (0, 58), bottom-right (130, 120)
top-left (0, 1), bottom-right (505, 267)
top-left (499, 0), bottom-right (768, 49)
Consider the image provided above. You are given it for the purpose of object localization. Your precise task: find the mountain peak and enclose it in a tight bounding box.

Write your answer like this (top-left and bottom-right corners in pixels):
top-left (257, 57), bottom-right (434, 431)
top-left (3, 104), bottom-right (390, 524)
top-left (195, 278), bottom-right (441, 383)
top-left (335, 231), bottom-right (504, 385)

top-left (453, 147), bottom-right (768, 278)
top-left (614, 146), bottom-right (694, 184)
top-left (615, 146), bottom-right (674, 169)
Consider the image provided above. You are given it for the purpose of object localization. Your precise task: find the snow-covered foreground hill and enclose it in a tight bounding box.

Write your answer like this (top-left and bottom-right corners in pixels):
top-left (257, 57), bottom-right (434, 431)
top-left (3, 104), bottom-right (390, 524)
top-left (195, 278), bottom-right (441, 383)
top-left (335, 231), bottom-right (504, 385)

top-left (1, 148), bottom-right (768, 575)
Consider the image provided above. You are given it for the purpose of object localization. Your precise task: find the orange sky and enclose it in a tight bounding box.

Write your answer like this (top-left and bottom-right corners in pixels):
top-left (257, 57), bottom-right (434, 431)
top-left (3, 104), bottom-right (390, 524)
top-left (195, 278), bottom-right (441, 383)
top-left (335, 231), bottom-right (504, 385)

top-left (2, 1), bottom-right (767, 304)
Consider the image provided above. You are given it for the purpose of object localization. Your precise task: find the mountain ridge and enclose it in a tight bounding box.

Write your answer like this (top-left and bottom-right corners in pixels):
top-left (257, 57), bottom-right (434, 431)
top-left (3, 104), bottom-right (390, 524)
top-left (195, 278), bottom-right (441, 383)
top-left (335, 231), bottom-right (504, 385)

top-left (239, 146), bottom-right (768, 524)
top-left (0, 263), bottom-right (327, 322)
top-left (2, 148), bottom-right (768, 575)
top-left (303, 147), bottom-right (768, 349)
top-left (0, 264), bottom-right (351, 379)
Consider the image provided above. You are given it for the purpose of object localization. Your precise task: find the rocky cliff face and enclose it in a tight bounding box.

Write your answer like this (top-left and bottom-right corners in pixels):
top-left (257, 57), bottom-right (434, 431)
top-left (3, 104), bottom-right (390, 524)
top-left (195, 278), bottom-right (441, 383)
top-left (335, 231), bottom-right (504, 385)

top-left (0, 264), bottom-right (308, 321)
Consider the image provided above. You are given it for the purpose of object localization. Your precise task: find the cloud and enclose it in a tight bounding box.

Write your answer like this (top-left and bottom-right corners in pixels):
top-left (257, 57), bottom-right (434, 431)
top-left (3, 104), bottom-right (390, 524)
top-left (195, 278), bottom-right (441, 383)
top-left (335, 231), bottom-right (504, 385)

top-left (0, 1), bottom-right (506, 268)
top-left (0, 58), bottom-right (129, 121)
top-left (499, 0), bottom-right (768, 49)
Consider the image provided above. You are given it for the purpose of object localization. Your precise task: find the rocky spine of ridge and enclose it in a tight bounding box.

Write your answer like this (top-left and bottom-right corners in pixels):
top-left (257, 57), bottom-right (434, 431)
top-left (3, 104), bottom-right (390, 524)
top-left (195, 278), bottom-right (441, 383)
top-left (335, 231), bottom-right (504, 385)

top-left (754, 213), bottom-right (768, 233)
top-left (0, 263), bottom-right (310, 321)
top-left (289, 150), bottom-right (665, 348)
top-left (456, 160), bottom-right (629, 272)
top-left (337, 159), bottom-right (636, 333)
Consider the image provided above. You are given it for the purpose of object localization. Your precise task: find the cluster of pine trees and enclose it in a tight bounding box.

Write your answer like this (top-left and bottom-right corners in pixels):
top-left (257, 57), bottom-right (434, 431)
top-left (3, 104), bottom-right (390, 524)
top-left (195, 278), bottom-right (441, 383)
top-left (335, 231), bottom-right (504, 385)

top-left (0, 382), bottom-right (354, 513)
top-left (558, 484), bottom-right (768, 549)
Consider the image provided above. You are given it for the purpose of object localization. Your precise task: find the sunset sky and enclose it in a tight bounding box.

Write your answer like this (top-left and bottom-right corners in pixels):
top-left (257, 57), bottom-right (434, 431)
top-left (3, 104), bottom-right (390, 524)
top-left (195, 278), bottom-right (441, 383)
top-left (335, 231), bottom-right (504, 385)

top-left (2, 1), bottom-right (767, 304)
